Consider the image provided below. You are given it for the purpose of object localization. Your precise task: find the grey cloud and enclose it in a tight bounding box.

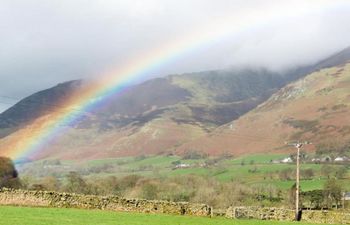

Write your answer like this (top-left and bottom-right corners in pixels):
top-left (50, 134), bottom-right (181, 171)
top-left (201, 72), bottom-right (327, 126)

top-left (0, 0), bottom-right (349, 112)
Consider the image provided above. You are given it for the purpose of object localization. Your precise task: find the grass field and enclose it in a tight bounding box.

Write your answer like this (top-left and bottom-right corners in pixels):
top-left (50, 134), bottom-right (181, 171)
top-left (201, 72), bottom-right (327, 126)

top-left (0, 206), bottom-right (326, 225)
top-left (18, 153), bottom-right (350, 191)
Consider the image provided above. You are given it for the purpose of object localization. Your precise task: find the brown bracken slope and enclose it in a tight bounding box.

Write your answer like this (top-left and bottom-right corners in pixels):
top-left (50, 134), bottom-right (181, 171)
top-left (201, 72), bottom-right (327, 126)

top-left (177, 62), bottom-right (350, 156)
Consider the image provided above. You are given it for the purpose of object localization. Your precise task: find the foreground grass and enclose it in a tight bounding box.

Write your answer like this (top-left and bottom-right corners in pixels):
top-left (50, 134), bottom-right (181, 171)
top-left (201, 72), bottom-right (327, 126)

top-left (0, 206), bottom-right (326, 225)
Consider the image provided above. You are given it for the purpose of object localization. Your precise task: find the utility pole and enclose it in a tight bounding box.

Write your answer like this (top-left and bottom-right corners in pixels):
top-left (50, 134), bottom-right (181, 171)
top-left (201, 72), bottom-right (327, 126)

top-left (286, 141), bottom-right (311, 221)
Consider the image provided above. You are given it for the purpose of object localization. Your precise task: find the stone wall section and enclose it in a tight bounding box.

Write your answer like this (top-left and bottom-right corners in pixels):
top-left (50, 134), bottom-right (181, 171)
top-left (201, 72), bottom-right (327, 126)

top-left (3, 188), bottom-right (349, 223)
top-left (0, 188), bottom-right (211, 216)
top-left (226, 206), bottom-right (350, 224)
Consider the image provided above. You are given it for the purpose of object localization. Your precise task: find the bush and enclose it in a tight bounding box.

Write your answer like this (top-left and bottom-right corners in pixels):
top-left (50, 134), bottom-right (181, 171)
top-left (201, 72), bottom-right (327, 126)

top-left (63, 171), bottom-right (89, 194)
top-left (335, 166), bottom-right (347, 179)
top-left (0, 157), bottom-right (21, 188)
top-left (323, 178), bottom-right (343, 209)
top-left (321, 165), bottom-right (334, 178)
top-left (182, 150), bottom-right (208, 160)
top-left (278, 168), bottom-right (294, 181)
top-left (301, 168), bottom-right (314, 180)
top-left (140, 181), bottom-right (159, 200)
top-left (316, 140), bottom-right (350, 156)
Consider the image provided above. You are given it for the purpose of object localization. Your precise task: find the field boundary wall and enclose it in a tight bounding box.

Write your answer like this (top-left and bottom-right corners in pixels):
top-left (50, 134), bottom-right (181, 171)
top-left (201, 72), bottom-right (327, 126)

top-left (226, 206), bottom-right (350, 224)
top-left (0, 188), bottom-right (211, 216)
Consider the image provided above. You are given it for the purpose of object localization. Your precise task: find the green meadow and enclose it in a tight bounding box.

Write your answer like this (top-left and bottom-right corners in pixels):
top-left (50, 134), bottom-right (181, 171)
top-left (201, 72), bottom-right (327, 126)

top-left (19, 153), bottom-right (350, 192)
top-left (0, 206), bottom-right (327, 225)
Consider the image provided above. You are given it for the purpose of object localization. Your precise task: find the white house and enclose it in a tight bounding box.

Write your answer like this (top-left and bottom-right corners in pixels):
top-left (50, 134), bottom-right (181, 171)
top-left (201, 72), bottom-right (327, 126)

top-left (311, 158), bottom-right (321, 163)
top-left (335, 156), bottom-right (349, 162)
top-left (175, 163), bottom-right (190, 169)
top-left (281, 157), bottom-right (293, 163)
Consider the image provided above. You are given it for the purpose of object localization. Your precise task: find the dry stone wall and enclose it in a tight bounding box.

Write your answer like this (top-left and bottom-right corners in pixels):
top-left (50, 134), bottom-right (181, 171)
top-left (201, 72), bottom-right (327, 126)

top-left (0, 188), bottom-right (211, 216)
top-left (226, 206), bottom-right (350, 224)
top-left (3, 188), bottom-right (349, 223)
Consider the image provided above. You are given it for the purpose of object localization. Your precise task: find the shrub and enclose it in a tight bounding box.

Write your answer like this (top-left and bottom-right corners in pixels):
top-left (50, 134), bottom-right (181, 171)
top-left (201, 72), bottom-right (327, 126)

top-left (182, 150), bottom-right (208, 160)
top-left (0, 157), bottom-right (21, 189)
top-left (63, 171), bottom-right (89, 194)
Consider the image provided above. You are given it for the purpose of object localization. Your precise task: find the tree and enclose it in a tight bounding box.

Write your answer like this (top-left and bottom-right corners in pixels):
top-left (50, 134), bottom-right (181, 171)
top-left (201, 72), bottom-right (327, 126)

top-left (316, 140), bottom-right (350, 156)
top-left (323, 178), bottom-right (342, 209)
top-left (321, 165), bottom-right (333, 179)
top-left (171, 160), bottom-right (181, 166)
top-left (301, 190), bottom-right (324, 209)
top-left (140, 181), bottom-right (159, 200)
top-left (41, 176), bottom-right (60, 191)
top-left (301, 168), bottom-right (314, 180)
top-left (335, 166), bottom-right (347, 179)
top-left (0, 157), bottom-right (21, 188)
top-left (63, 171), bottom-right (88, 194)
top-left (288, 183), bottom-right (297, 208)
top-left (278, 168), bottom-right (293, 181)
top-left (182, 150), bottom-right (208, 160)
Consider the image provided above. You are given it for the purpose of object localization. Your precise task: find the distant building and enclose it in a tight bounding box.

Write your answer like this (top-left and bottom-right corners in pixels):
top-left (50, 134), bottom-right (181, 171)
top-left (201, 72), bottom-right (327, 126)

top-left (281, 157), bottom-right (293, 163)
top-left (229, 124), bottom-right (234, 130)
top-left (175, 163), bottom-right (190, 169)
top-left (334, 156), bottom-right (349, 162)
top-left (344, 192), bottom-right (350, 201)
top-left (311, 158), bottom-right (321, 163)
top-left (271, 157), bottom-right (293, 164)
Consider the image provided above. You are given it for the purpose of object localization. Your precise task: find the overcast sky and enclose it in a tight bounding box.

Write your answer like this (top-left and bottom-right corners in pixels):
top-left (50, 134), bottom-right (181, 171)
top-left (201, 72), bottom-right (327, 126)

top-left (0, 0), bottom-right (350, 112)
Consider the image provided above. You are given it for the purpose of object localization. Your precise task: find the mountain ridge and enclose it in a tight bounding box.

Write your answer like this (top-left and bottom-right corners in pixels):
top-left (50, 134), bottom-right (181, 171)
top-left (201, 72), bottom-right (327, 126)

top-left (0, 46), bottom-right (350, 161)
top-left (178, 60), bottom-right (350, 156)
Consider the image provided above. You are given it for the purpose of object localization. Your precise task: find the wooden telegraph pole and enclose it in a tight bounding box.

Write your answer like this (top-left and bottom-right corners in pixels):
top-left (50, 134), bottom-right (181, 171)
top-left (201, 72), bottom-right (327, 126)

top-left (286, 141), bottom-right (311, 221)
top-left (295, 142), bottom-right (302, 221)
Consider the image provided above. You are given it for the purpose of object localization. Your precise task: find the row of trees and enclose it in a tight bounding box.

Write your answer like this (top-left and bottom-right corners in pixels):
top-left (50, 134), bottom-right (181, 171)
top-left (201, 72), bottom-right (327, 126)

top-left (302, 178), bottom-right (344, 209)
top-left (315, 140), bottom-right (350, 157)
top-left (22, 172), bottom-right (286, 209)
top-left (262, 165), bottom-right (348, 181)
top-left (1, 157), bottom-right (348, 210)
top-left (23, 172), bottom-right (349, 210)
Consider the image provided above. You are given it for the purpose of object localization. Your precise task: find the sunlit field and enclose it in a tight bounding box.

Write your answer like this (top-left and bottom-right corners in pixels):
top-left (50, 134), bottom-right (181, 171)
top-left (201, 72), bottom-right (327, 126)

top-left (0, 206), bottom-right (324, 225)
top-left (18, 153), bottom-right (350, 192)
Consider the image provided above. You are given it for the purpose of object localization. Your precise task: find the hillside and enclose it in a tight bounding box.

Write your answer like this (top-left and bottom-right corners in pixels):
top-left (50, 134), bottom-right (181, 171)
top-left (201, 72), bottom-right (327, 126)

top-left (0, 68), bottom-right (293, 160)
top-left (178, 61), bottom-right (350, 156)
top-left (0, 80), bottom-right (84, 138)
top-left (1, 47), bottom-right (350, 161)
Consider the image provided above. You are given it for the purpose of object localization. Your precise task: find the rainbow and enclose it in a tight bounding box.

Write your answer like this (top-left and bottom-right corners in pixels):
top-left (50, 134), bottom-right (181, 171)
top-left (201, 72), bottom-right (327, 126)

top-left (0, 1), bottom-right (347, 160)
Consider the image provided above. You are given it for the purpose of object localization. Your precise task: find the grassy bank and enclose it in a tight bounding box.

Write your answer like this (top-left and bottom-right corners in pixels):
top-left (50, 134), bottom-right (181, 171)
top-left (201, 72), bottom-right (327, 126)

top-left (0, 205), bottom-right (325, 225)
